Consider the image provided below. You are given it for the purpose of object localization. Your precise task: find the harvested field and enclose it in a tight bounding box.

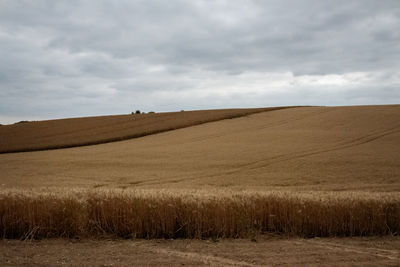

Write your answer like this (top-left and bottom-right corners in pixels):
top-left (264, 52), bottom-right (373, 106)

top-left (0, 107), bottom-right (283, 153)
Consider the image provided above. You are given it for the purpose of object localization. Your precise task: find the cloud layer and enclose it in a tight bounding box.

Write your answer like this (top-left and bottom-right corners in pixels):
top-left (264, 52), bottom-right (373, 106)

top-left (0, 0), bottom-right (399, 123)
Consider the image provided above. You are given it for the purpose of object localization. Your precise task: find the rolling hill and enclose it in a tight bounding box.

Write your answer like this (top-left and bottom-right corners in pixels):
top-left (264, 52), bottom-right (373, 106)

top-left (1, 105), bottom-right (399, 192)
top-left (0, 107), bottom-right (284, 153)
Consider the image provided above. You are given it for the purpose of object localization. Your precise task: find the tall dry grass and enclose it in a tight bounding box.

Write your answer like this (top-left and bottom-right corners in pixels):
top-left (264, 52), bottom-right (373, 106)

top-left (1, 191), bottom-right (399, 239)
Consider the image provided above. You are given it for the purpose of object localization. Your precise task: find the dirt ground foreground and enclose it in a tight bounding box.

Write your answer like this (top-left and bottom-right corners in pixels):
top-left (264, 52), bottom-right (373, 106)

top-left (1, 236), bottom-right (399, 266)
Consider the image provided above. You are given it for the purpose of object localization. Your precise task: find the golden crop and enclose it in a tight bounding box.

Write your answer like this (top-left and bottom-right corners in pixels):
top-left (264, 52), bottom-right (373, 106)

top-left (1, 190), bottom-right (399, 239)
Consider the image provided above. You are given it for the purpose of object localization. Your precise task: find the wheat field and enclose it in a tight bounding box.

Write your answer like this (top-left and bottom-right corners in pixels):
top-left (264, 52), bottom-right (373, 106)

top-left (0, 107), bottom-right (282, 153)
top-left (1, 190), bottom-right (399, 239)
top-left (0, 105), bottom-right (399, 239)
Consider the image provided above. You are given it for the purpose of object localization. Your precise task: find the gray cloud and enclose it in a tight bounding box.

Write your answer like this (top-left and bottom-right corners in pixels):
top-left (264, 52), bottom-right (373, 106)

top-left (0, 0), bottom-right (399, 124)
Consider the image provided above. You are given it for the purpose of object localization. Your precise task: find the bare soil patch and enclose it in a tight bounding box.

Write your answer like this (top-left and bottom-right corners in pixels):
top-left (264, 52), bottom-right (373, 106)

top-left (1, 236), bottom-right (399, 266)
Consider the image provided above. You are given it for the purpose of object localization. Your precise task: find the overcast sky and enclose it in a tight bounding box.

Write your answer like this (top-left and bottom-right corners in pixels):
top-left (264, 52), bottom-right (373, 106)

top-left (0, 0), bottom-right (399, 124)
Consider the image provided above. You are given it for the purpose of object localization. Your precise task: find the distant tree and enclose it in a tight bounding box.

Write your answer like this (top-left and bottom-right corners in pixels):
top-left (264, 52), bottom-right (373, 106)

top-left (135, 110), bottom-right (141, 114)
top-left (148, 111), bottom-right (155, 114)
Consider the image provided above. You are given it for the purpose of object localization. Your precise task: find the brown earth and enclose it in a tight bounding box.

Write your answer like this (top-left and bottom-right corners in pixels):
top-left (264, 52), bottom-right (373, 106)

top-left (0, 107), bottom-right (282, 153)
top-left (0, 105), bottom-right (399, 192)
top-left (1, 236), bottom-right (399, 266)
